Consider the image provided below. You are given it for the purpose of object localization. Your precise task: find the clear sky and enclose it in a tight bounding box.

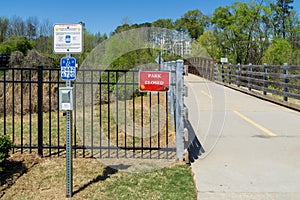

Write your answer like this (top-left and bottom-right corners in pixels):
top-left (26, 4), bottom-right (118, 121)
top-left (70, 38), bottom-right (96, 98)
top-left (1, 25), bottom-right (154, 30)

top-left (0, 0), bottom-right (299, 34)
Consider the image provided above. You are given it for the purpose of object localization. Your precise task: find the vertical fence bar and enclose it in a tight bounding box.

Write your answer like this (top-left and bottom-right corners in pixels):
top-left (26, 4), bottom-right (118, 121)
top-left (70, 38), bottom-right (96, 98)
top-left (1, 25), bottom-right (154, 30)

top-left (3, 69), bottom-right (6, 136)
top-left (107, 71), bottom-right (110, 158)
top-left (116, 72), bottom-right (119, 158)
top-left (149, 93), bottom-right (152, 159)
top-left (73, 78), bottom-right (77, 158)
top-left (165, 86), bottom-right (169, 159)
top-left (82, 70), bottom-right (85, 157)
top-left (37, 65), bottom-right (43, 156)
top-left (132, 71), bottom-right (136, 158)
top-left (29, 69), bottom-right (32, 153)
top-left (12, 68), bottom-right (15, 153)
top-left (157, 91), bottom-right (160, 158)
top-left (99, 71), bottom-right (103, 158)
top-left (141, 94), bottom-right (144, 158)
top-left (283, 63), bottom-right (289, 102)
top-left (91, 71), bottom-right (94, 156)
top-left (57, 69), bottom-right (60, 157)
top-left (124, 72), bottom-right (127, 158)
top-left (48, 69), bottom-right (52, 155)
top-left (20, 69), bottom-right (24, 153)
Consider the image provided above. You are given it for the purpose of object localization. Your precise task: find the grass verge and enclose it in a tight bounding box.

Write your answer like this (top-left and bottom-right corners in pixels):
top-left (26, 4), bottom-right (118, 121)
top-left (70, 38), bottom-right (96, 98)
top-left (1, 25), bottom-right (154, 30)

top-left (1, 153), bottom-right (196, 200)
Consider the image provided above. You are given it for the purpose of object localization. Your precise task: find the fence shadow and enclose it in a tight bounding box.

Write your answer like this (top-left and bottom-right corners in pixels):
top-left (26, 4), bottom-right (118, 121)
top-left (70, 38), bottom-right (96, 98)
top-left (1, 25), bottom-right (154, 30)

top-left (185, 120), bottom-right (205, 163)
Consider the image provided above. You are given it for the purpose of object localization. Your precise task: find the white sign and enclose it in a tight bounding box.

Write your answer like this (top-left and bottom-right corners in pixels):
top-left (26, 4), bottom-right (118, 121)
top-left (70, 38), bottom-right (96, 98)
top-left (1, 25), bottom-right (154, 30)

top-left (53, 23), bottom-right (83, 54)
top-left (220, 57), bottom-right (228, 63)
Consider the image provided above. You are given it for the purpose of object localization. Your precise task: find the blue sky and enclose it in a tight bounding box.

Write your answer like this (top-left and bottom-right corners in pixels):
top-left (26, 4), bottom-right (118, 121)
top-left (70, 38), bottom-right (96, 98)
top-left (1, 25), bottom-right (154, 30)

top-left (0, 0), bottom-right (299, 34)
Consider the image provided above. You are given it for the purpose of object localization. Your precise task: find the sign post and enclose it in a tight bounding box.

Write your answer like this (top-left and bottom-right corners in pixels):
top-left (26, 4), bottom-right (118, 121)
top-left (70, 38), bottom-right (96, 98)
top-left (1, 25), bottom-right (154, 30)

top-left (65, 54), bottom-right (73, 198)
top-left (54, 23), bottom-right (83, 198)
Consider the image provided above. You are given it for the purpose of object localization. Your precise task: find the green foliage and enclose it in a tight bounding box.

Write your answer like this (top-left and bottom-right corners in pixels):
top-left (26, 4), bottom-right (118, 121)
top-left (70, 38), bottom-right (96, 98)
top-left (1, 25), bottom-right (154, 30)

top-left (193, 30), bottom-right (220, 59)
top-left (291, 48), bottom-right (300, 65)
top-left (0, 36), bottom-right (34, 55)
top-left (0, 135), bottom-right (14, 166)
top-left (271, 0), bottom-right (294, 38)
top-left (262, 38), bottom-right (292, 65)
top-left (152, 18), bottom-right (174, 29)
top-left (175, 9), bottom-right (209, 39)
top-left (0, 2), bottom-right (298, 67)
top-left (211, 2), bottom-right (270, 64)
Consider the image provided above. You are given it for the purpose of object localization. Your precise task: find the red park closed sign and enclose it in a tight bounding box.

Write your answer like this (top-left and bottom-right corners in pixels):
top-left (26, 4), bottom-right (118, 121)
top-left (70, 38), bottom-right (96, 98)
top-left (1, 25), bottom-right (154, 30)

top-left (139, 71), bottom-right (170, 92)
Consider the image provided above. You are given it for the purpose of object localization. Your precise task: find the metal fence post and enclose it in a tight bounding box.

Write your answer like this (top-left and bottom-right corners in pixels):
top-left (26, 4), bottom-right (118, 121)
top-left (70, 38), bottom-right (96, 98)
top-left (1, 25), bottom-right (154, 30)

top-left (284, 63), bottom-right (289, 101)
top-left (175, 60), bottom-right (184, 161)
top-left (37, 65), bottom-right (43, 157)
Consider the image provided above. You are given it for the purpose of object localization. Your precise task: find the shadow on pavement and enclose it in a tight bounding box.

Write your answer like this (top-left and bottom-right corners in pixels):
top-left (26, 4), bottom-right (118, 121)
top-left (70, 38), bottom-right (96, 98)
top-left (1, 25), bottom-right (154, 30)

top-left (185, 120), bottom-right (205, 163)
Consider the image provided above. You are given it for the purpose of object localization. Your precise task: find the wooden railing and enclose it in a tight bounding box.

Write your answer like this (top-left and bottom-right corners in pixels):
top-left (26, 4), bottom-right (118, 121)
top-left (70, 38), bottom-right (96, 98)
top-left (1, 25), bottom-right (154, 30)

top-left (186, 57), bottom-right (215, 81)
top-left (186, 57), bottom-right (300, 110)
top-left (214, 63), bottom-right (300, 110)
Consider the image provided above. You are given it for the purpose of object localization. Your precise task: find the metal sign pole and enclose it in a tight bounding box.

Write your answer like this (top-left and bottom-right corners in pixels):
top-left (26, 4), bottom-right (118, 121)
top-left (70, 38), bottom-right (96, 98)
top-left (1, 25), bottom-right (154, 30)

top-left (65, 53), bottom-right (73, 198)
top-left (54, 23), bottom-right (82, 198)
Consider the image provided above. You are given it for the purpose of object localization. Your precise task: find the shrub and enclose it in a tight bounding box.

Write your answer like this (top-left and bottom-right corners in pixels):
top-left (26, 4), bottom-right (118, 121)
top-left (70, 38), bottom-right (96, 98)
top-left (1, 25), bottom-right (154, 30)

top-left (0, 135), bottom-right (14, 165)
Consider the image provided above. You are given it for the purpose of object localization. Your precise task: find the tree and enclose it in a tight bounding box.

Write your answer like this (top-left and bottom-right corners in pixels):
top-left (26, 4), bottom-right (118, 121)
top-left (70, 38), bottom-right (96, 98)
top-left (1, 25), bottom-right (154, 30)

top-left (0, 17), bottom-right (9, 43)
top-left (26, 16), bottom-right (39, 40)
top-left (8, 16), bottom-right (26, 37)
top-left (211, 2), bottom-right (273, 64)
top-left (271, 0), bottom-right (294, 38)
top-left (175, 9), bottom-right (209, 39)
top-left (262, 38), bottom-right (292, 65)
top-left (193, 30), bottom-right (220, 60)
top-left (152, 19), bottom-right (174, 29)
top-left (0, 36), bottom-right (34, 55)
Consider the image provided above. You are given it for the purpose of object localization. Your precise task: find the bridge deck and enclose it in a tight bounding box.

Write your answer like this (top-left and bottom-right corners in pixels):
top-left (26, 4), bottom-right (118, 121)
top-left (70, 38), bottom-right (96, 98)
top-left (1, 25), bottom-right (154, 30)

top-left (185, 74), bottom-right (300, 199)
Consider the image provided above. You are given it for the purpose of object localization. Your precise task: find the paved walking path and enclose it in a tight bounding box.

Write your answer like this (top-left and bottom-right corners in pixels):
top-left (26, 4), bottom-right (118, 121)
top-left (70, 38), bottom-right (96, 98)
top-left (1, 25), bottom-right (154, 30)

top-left (185, 74), bottom-right (300, 200)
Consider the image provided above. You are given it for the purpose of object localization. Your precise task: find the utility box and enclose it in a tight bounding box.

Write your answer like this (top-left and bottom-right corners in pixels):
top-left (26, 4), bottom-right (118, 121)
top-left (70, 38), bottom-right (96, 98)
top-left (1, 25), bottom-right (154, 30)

top-left (59, 87), bottom-right (74, 111)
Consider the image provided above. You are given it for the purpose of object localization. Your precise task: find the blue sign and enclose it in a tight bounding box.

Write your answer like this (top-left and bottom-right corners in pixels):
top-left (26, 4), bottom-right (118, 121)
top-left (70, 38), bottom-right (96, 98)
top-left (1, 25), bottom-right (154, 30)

top-left (60, 57), bottom-right (76, 81)
top-left (65, 35), bottom-right (71, 43)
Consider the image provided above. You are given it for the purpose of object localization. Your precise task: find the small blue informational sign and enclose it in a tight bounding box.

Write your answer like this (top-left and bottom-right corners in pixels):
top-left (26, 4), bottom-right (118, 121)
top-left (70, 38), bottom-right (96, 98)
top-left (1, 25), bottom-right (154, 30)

top-left (60, 57), bottom-right (76, 81)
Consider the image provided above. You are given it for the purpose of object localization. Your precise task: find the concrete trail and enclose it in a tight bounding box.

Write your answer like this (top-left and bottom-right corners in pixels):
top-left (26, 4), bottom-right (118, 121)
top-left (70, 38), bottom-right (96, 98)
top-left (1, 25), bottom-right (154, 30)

top-left (185, 74), bottom-right (300, 200)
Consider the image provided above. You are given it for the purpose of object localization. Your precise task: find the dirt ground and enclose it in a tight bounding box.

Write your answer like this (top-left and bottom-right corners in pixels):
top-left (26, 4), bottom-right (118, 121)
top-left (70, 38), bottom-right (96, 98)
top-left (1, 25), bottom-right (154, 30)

top-left (0, 152), bottom-right (42, 198)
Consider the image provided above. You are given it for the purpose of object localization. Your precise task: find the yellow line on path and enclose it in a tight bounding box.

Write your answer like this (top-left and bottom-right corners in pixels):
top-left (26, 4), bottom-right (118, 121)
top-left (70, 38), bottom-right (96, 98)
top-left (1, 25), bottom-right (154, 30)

top-left (201, 90), bottom-right (213, 99)
top-left (233, 110), bottom-right (277, 137)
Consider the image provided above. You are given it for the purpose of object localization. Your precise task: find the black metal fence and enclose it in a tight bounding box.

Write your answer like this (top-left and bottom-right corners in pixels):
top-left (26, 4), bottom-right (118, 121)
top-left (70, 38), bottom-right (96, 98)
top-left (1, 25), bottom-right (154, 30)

top-left (0, 66), bottom-right (176, 158)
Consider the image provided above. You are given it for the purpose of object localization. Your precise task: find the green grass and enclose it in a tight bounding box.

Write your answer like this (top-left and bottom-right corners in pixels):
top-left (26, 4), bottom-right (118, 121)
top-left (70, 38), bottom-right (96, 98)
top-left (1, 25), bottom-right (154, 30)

top-left (2, 157), bottom-right (196, 200)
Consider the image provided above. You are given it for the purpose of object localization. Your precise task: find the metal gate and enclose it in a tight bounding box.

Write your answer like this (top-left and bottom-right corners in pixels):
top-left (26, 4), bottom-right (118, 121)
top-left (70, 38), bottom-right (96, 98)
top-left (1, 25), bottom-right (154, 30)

top-left (0, 60), bottom-right (186, 159)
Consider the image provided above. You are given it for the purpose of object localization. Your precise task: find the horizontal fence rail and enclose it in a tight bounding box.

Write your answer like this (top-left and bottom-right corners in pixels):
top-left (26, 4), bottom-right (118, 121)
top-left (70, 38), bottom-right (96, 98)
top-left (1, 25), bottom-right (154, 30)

top-left (214, 63), bottom-right (300, 104)
top-left (0, 65), bottom-right (181, 159)
top-left (186, 58), bottom-right (300, 110)
top-left (186, 57), bottom-right (215, 81)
